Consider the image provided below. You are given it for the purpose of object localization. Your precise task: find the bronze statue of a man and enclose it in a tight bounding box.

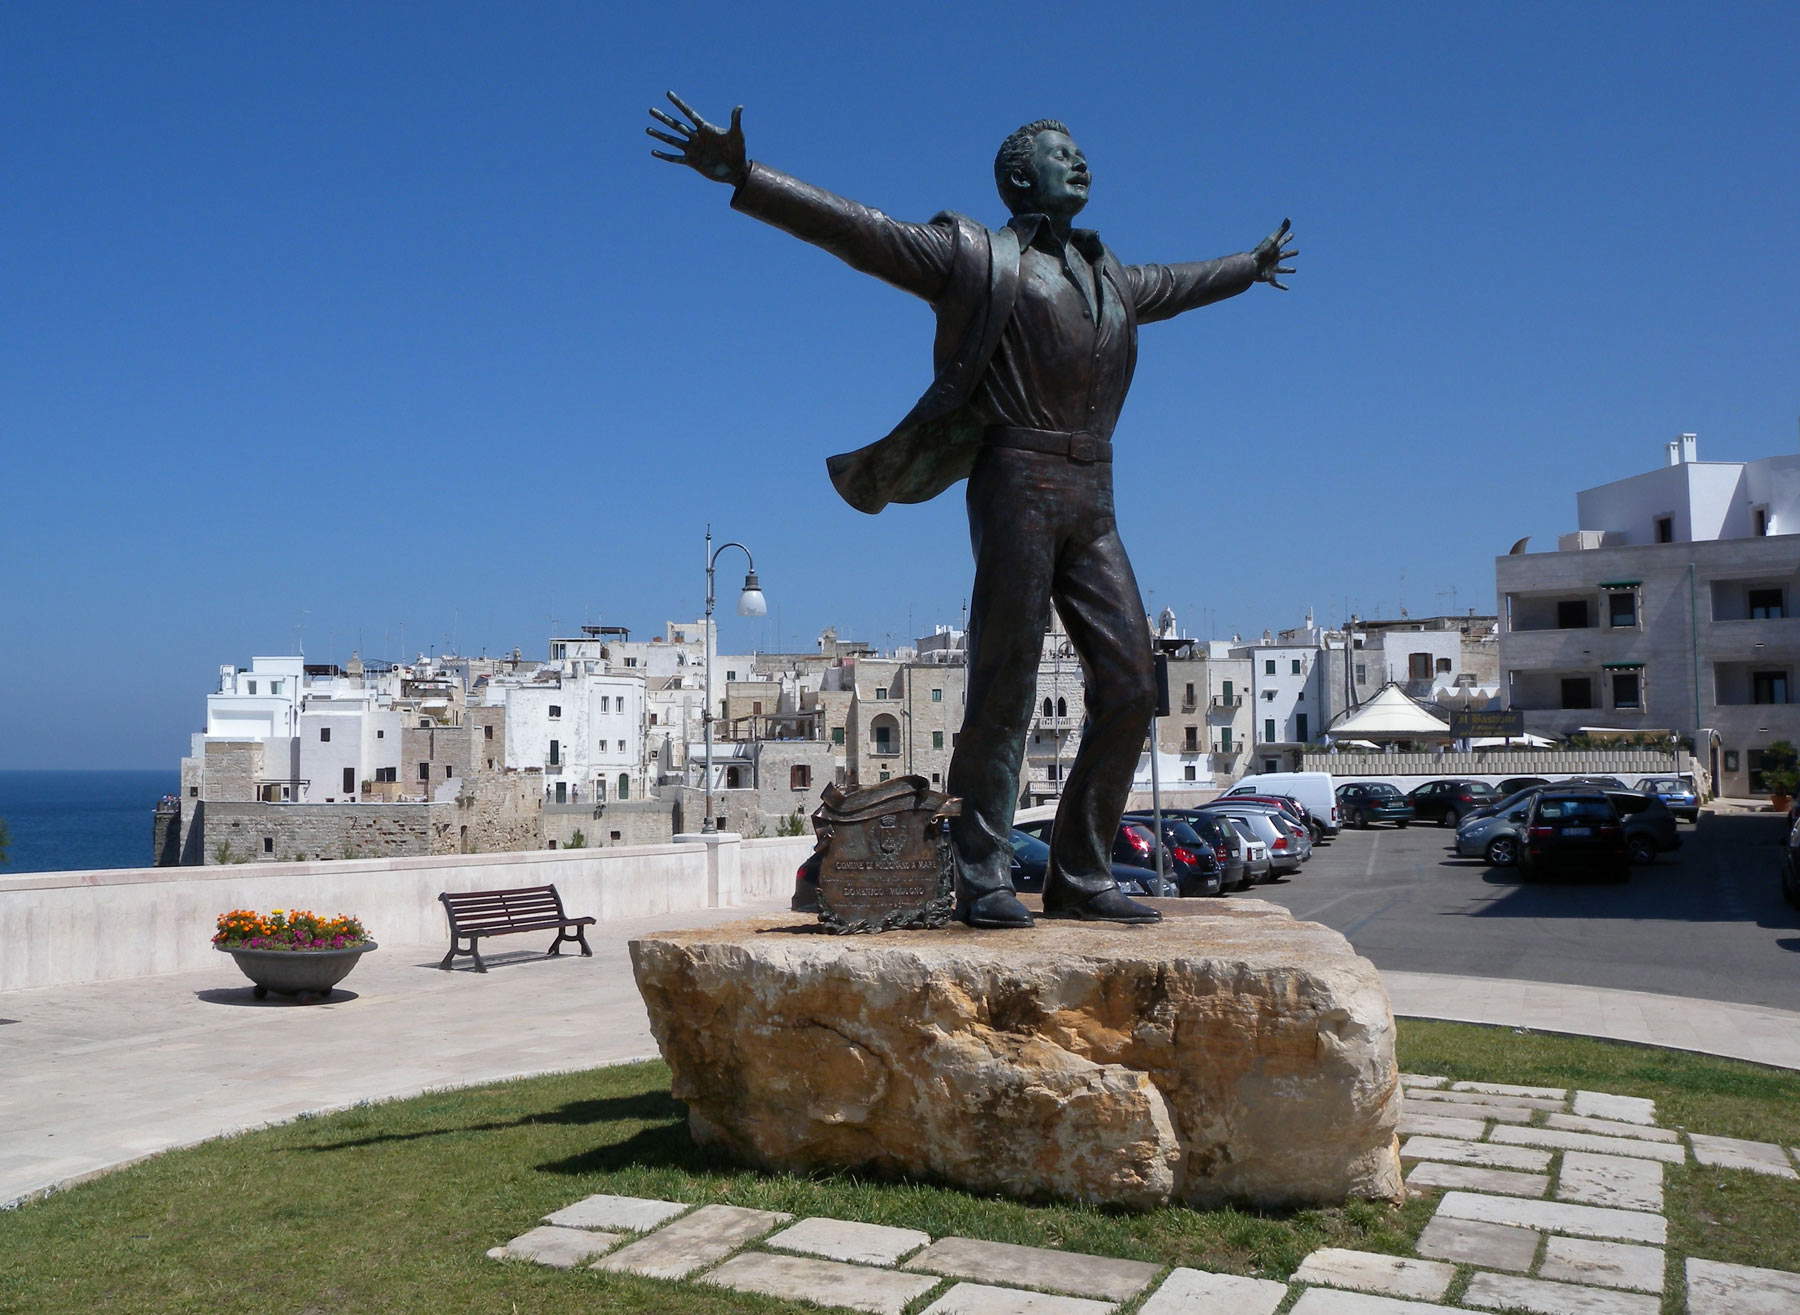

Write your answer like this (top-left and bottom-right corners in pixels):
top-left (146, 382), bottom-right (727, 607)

top-left (650, 94), bottom-right (1295, 929)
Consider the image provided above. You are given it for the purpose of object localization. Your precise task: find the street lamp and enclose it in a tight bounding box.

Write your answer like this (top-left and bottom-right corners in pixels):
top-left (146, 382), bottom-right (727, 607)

top-left (702, 526), bottom-right (766, 833)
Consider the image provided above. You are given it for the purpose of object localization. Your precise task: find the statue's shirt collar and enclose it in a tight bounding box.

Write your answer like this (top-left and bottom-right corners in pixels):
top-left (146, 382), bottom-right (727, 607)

top-left (1007, 212), bottom-right (1105, 264)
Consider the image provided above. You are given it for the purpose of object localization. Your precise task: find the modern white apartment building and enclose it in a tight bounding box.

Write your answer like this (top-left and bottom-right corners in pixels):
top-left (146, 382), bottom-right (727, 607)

top-left (1497, 434), bottom-right (1800, 795)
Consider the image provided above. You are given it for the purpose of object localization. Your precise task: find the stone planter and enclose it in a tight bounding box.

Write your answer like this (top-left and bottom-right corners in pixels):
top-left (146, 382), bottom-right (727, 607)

top-left (218, 942), bottom-right (377, 1003)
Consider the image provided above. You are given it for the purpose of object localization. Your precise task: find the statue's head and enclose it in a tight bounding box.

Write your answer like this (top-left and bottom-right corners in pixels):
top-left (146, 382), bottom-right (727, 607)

top-left (994, 119), bottom-right (1088, 220)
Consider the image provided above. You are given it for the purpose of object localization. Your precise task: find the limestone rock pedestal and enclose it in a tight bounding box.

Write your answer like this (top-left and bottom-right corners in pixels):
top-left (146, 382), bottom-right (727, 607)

top-left (629, 901), bottom-right (1402, 1210)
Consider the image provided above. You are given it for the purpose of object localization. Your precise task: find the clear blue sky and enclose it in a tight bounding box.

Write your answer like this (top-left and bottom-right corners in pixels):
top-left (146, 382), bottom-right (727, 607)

top-left (4, 2), bottom-right (1795, 769)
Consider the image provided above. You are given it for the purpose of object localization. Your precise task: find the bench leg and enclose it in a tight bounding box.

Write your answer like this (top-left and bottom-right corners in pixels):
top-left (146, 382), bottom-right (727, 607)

top-left (546, 926), bottom-right (585, 958)
top-left (576, 926), bottom-right (593, 957)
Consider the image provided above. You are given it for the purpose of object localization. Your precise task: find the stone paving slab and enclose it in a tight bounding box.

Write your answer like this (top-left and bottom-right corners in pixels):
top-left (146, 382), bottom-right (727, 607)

top-left (904, 1237), bottom-right (1159, 1301)
top-left (1452, 1081), bottom-right (1568, 1099)
top-left (1434, 1191), bottom-right (1666, 1244)
top-left (1463, 1271), bottom-right (1658, 1314)
top-left (1685, 1257), bottom-right (1800, 1315)
top-left (543, 1192), bottom-right (688, 1232)
top-left (1537, 1235), bottom-right (1664, 1293)
top-left (700, 1251), bottom-right (940, 1315)
top-left (919, 1281), bottom-right (1117, 1315)
top-left (1555, 1153), bottom-right (1663, 1211)
top-left (1688, 1131), bottom-right (1798, 1177)
top-left (1286, 1290), bottom-right (1463, 1314)
top-left (1543, 1113), bottom-right (1679, 1143)
top-left (1487, 1125), bottom-right (1685, 1163)
top-left (1399, 1073), bottom-right (1449, 1089)
top-left (1414, 1215), bottom-right (1540, 1272)
top-left (1405, 1160), bottom-right (1548, 1198)
top-left (766, 1216), bottom-right (932, 1265)
top-left (1571, 1091), bottom-right (1656, 1126)
top-left (1401, 1095), bottom-right (1534, 1123)
top-left (591, 1203), bottom-right (792, 1280)
top-left (1400, 1135), bottom-right (1553, 1172)
top-left (1396, 1112), bottom-right (1488, 1139)
top-left (1291, 1248), bottom-right (1454, 1300)
top-left (487, 1225), bottom-right (623, 1268)
top-left (1408, 1089), bottom-right (1565, 1113)
top-left (1137, 1267), bottom-right (1287, 1315)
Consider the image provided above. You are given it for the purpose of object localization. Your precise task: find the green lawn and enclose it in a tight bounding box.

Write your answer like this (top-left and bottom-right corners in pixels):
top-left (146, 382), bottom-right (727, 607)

top-left (1, 1023), bottom-right (1796, 1314)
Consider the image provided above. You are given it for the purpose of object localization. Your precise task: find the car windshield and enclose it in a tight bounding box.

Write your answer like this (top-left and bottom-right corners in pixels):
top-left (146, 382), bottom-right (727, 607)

top-left (1360, 784), bottom-right (1401, 798)
top-left (1642, 779), bottom-right (1689, 793)
top-left (1008, 829), bottom-right (1050, 863)
top-left (1536, 798), bottom-right (1616, 821)
top-left (1464, 782), bottom-right (1498, 798)
top-left (1227, 818), bottom-right (1257, 841)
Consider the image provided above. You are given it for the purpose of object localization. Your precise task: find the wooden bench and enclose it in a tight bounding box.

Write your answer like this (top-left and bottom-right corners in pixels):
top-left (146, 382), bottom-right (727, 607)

top-left (437, 884), bottom-right (595, 973)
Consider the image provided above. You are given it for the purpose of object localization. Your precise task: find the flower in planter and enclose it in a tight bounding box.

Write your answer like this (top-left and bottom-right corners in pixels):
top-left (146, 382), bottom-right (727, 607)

top-left (213, 908), bottom-right (370, 952)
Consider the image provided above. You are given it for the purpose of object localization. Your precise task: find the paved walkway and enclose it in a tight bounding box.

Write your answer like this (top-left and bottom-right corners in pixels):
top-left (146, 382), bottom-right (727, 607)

top-left (5, 897), bottom-right (1800, 1211)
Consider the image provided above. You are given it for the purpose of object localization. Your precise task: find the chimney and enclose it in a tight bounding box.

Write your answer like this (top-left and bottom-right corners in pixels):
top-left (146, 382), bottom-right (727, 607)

top-left (1666, 433), bottom-right (1698, 465)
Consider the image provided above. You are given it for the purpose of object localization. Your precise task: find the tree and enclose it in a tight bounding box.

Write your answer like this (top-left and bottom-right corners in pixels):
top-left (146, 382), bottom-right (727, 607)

top-left (1761, 740), bottom-right (1799, 799)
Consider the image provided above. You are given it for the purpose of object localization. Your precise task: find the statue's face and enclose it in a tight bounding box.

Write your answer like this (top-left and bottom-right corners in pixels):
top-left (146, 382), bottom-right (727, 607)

top-left (1021, 130), bottom-right (1089, 219)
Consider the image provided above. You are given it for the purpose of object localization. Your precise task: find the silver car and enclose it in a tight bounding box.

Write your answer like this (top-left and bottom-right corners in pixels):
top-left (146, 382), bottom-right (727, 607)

top-left (1202, 807), bottom-right (1305, 875)
top-left (1455, 798), bottom-right (1534, 866)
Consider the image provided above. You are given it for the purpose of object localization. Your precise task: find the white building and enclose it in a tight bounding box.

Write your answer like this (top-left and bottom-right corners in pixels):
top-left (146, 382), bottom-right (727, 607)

top-left (1497, 433), bottom-right (1800, 795)
top-left (480, 643), bottom-right (648, 804)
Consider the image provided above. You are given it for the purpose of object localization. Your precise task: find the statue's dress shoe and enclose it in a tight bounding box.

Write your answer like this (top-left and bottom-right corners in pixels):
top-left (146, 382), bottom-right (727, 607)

top-left (958, 888), bottom-right (1035, 929)
top-left (1040, 884), bottom-right (1162, 924)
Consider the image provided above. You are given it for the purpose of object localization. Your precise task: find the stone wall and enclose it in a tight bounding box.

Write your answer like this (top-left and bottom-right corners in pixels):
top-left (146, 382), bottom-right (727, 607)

top-left (203, 802), bottom-right (437, 864)
top-left (543, 798), bottom-right (676, 849)
top-left (443, 771), bottom-right (541, 854)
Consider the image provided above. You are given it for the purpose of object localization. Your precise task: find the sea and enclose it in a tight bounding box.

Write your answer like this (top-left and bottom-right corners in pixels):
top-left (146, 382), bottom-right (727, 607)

top-left (0, 770), bottom-right (179, 875)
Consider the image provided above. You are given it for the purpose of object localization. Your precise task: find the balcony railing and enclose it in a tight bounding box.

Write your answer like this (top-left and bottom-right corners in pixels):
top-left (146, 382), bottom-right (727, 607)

top-left (1210, 694), bottom-right (1242, 709)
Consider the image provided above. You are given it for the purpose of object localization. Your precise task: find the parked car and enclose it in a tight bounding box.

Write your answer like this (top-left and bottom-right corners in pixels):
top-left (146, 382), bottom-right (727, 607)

top-left (1462, 783), bottom-right (1553, 825)
top-left (1217, 817), bottom-right (1274, 886)
top-left (1336, 781), bottom-right (1415, 828)
top-left (1166, 810), bottom-right (1252, 890)
top-left (1194, 805), bottom-right (1305, 876)
top-left (1635, 776), bottom-right (1700, 823)
top-left (1602, 790), bottom-right (1681, 863)
top-left (1007, 827), bottom-right (1173, 895)
top-left (1406, 779), bottom-right (1500, 827)
top-left (1217, 792), bottom-right (1322, 842)
top-left (1123, 814), bottom-right (1225, 896)
top-left (1455, 795), bottom-right (1534, 866)
top-left (1518, 789), bottom-right (1629, 881)
top-left (1012, 819), bottom-right (1178, 896)
top-left (1222, 772), bottom-right (1341, 838)
top-left (1184, 812), bottom-right (1248, 892)
top-left (1495, 776), bottom-right (1550, 795)
top-left (1783, 818), bottom-right (1800, 909)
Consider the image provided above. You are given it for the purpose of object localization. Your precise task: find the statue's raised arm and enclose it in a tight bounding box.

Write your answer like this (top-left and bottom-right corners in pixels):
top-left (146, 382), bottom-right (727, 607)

top-left (647, 91), bottom-right (748, 187)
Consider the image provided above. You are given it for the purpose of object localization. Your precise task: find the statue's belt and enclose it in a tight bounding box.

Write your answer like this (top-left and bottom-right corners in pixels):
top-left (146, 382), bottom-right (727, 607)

top-left (984, 425), bottom-right (1112, 465)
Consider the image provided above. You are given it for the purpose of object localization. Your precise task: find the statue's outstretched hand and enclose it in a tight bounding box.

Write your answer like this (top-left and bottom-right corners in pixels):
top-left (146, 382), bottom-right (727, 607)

top-left (647, 92), bottom-right (748, 187)
top-left (1252, 218), bottom-right (1298, 291)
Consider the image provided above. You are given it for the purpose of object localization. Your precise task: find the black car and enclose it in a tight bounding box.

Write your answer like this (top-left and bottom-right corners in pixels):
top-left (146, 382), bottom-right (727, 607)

top-left (1165, 810), bottom-right (1249, 891)
top-left (1600, 790), bottom-right (1681, 864)
top-left (1012, 819), bottom-right (1178, 896)
top-left (1783, 818), bottom-right (1800, 909)
top-left (1123, 813), bottom-right (1225, 896)
top-left (1407, 778), bottom-right (1500, 827)
top-left (1462, 783), bottom-right (1553, 825)
top-left (1519, 789), bottom-right (1629, 881)
top-left (1496, 776), bottom-right (1551, 795)
top-left (1336, 781), bottom-right (1414, 828)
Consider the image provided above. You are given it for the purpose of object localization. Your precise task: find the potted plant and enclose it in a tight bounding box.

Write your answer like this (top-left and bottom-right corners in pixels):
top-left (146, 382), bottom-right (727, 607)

top-left (214, 908), bottom-right (376, 1003)
top-left (1763, 741), bottom-right (1799, 813)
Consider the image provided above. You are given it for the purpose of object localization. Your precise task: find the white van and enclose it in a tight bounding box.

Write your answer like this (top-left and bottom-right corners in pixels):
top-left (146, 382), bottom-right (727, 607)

top-left (1221, 771), bottom-right (1340, 838)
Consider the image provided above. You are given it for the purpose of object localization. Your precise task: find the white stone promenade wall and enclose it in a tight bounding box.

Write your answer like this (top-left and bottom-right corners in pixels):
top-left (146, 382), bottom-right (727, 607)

top-left (0, 837), bottom-right (814, 993)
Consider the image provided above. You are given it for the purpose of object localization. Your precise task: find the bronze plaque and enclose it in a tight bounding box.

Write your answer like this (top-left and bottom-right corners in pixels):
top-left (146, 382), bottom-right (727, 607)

top-left (811, 776), bottom-right (958, 934)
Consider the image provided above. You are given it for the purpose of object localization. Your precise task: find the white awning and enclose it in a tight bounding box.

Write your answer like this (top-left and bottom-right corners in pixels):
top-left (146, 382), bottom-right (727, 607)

top-left (1327, 684), bottom-right (1453, 739)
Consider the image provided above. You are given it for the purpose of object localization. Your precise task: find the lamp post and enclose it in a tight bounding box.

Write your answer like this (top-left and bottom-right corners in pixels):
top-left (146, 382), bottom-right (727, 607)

top-left (702, 526), bottom-right (767, 833)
